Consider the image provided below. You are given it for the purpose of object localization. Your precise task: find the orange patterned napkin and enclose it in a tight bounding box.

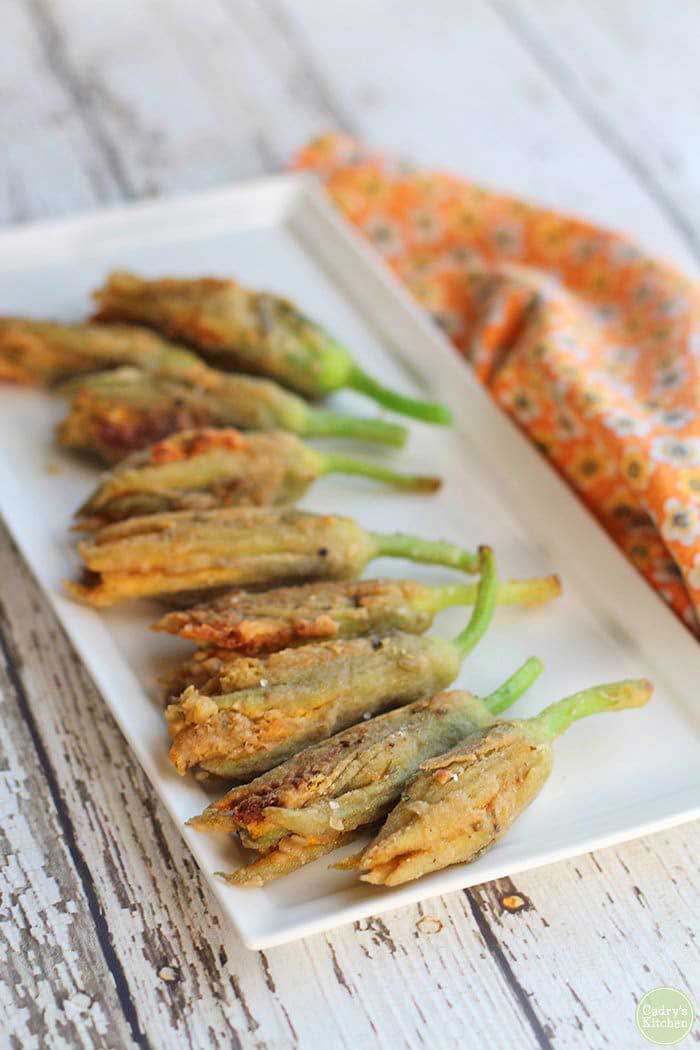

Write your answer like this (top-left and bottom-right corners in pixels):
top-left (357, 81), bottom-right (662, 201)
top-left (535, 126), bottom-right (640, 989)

top-left (295, 132), bottom-right (700, 635)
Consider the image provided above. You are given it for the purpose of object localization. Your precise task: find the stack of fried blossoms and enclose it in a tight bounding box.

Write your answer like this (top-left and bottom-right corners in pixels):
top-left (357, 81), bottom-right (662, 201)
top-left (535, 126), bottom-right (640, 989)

top-left (189, 664), bottom-right (651, 886)
top-left (0, 261), bottom-right (652, 892)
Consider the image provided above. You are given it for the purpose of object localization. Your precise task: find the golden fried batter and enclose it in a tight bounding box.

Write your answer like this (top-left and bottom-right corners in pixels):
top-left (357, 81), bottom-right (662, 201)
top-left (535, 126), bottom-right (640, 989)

top-left (75, 427), bottom-right (439, 527)
top-left (165, 631), bottom-right (461, 780)
top-left (356, 678), bottom-right (652, 885)
top-left (0, 317), bottom-right (207, 386)
top-left (92, 270), bottom-right (452, 424)
top-left (66, 507), bottom-right (379, 606)
top-left (154, 575), bottom-right (561, 654)
top-left (66, 506), bottom-right (480, 607)
top-left (57, 365), bottom-right (406, 463)
top-left (189, 686), bottom-right (513, 885)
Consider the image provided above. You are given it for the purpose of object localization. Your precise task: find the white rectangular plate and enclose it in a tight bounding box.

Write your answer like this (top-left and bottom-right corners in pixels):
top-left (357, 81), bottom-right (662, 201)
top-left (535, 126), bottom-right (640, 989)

top-left (0, 175), bottom-right (699, 949)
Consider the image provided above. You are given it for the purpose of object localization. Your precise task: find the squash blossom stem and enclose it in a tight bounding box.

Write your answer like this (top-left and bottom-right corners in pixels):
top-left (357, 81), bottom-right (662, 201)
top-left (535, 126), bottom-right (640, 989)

top-left (528, 678), bottom-right (653, 742)
top-left (372, 531), bottom-right (480, 574)
top-left (425, 575), bottom-right (561, 613)
top-left (348, 365), bottom-right (452, 425)
top-left (452, 546), bottom-right (498, 659)
top-left (484, 657), bottom-right (545, 715)
top-left (320, 452), bottom-right (441, 492)
top-left (302, 407), bottom-right (407, 446)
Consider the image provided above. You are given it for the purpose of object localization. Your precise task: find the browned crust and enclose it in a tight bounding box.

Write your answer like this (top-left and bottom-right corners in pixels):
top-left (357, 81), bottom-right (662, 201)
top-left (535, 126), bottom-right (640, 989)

top-left (153, 578), bottom-right (431, 653)
top-left (92, 271), bottom-right (238, 352)
top-left (57, 387), bottom-right (216, 463)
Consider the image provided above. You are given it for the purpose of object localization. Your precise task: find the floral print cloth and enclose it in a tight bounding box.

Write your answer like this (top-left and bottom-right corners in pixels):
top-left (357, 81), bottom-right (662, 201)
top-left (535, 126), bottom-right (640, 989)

top-left (294, 132), bottom-right (700, 634)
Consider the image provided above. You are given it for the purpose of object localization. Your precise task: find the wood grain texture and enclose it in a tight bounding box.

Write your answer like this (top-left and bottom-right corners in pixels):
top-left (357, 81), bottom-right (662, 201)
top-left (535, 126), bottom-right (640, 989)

top-left (277, 0), bottom-right (699, 272)
top-left (1, 0), bottom-right (122, 223)
top-left (0, 1), bottom-right (699, 1047)
top-left (0, 592), bottom-right (133, 1050)
top-left (498, 0), bottom-right (700, 266)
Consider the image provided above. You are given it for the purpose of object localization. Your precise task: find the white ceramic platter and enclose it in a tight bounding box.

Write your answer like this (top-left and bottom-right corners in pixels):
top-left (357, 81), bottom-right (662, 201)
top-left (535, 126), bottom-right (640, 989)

top-left (0, 175), bottom-right (698, 948)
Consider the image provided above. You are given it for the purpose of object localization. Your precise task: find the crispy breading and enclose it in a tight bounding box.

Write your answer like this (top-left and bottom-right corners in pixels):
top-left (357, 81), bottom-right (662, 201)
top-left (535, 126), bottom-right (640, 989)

top-left (162, 648), bottom-right (239, 700)
top-left (56, 366), bottom-right (314, 463)
top-left (165, 547), bottom-right (500, 780)
top-left (154, 578), bottom-right (437, 652)
top-left (165, 632), bottom-right (460, 779)
top-left (154, 575), bottom-right (562, 654)
top-left (57, 371), bottom-right (221, 463)
top-left (221, 827), bottom-right (358, 886)
top-left (189, 689), bottom-right (495, 854)
top-left (66, 506), bottom-right (482, 607)
top-left (75, 428), bottom-right (321, 525)
top-left (57, 363), bottom-right (406, 463)
top-left (75, 427), bottom-right (438, 528)
top-left (0, 317), bottom-right (207, 386)
top-left (92, 271), bottom-right (452, 427)
top-left (93, 271), bottom-right (350, 399)
top-left (355, 678), bottom-right (653, 885)
top-left (66, 507), bottom-right (379, 606)
top-left (189, 660), bottom-right (551, 885)
top-left (357, 723), bottom-right (552, 885)
top-left (220, 833), bottom-right (356, 887)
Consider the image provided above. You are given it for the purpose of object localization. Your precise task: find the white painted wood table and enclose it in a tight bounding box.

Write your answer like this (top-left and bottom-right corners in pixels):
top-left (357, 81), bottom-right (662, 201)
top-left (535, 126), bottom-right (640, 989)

top-left (1, 2), bottom-right (699, 1047)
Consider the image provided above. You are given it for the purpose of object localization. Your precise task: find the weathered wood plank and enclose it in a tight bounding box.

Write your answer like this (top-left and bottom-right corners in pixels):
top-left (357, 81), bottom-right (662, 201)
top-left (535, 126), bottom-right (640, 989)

top-left (497, 0), bottom-right (700, 266)
top-left (278, 0), bottom-right (699, 273)
top-left (15, 0), bottom-right (700, 272)
top-left (27, 0), bottom-right (356, 198)
top-left (0, 0), bottom-right (124, 225)
top-left (0, 591), bottom-right (134, 1049)
top-left (20, 0), bottom-right (282, 199)
top-left (470, 830), bottom-right (700, 1048)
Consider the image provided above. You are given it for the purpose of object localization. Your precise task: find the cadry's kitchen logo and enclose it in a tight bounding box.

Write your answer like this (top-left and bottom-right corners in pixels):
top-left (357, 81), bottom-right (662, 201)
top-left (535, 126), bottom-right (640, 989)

top-left (636, 987), bottom-right (695, 1045)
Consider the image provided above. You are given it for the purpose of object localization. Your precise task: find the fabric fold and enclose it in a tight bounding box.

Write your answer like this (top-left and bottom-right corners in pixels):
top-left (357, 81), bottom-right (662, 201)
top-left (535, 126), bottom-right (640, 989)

top-left (295, 132), bottom-right (700, 634)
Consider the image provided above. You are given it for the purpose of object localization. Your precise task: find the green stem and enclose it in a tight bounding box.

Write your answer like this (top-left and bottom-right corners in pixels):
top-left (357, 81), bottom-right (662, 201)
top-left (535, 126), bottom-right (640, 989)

top-left (528, 679), bottom-right (653, 742)
top-left (303, 407), bottom-right (408, 447)
top-left (484, 657), bottom-right (544, 715)
top-left (348, 365), bottom-right (453, 425)
top-left (372, 532), bottom-right (479, 574)
top-left (321, 452), bottom-right (441, 493)
top-left (452, 547), bottom-right (498, 658)
top-left (425, 575), bottom-right (562, 614)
